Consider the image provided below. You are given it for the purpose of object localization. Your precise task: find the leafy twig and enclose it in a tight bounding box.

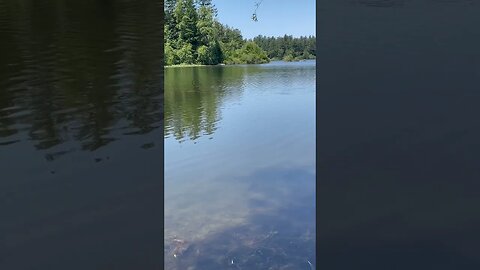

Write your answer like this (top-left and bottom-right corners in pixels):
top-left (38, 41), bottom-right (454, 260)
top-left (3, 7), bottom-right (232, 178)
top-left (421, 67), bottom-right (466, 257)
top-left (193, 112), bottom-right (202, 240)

top-left (252, 0), bottom-right (264, 22)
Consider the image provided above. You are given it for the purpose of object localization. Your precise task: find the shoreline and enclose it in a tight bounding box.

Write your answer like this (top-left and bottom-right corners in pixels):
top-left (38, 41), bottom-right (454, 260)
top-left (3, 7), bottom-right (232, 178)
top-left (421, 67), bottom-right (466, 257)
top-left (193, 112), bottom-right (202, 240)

top-left (164, 64), bottom-right (210, 68)
top-left (164, 58), bottom-right (316, 68)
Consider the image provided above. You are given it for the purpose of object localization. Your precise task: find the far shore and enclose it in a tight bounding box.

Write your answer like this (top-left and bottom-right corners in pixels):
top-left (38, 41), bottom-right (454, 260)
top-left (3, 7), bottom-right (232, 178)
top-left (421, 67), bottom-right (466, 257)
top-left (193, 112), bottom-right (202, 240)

top-left (164, 64), bottom-right (211, 68)
top-left (164, 58), bottom-right (315, 68)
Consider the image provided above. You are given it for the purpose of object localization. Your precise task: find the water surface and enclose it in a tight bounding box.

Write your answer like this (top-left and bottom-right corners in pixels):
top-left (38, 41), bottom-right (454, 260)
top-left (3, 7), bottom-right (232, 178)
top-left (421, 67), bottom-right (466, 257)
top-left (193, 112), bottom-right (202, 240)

top-left (0, 1), bottom-right (163, 269)
top-left (318, 0), bottom-right (480, 268)
top-left (164, 61), bottom-right (316, 270)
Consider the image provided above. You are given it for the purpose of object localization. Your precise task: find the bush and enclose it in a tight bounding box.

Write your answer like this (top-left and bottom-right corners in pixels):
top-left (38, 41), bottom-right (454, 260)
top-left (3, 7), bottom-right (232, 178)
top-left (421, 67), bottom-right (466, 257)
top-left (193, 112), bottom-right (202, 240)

top-left (283, 54), bottom-right (294, 62)
top-left (196, 45), bottom-right (209, 64)
top-left (224, 42), bottom-right (269, 64)
top-left (196, 41), bottom-right (223, 65)
top-left (165, 42), bottom-right (179, 66)
top-left (177, 43), bottom-right (195, 64)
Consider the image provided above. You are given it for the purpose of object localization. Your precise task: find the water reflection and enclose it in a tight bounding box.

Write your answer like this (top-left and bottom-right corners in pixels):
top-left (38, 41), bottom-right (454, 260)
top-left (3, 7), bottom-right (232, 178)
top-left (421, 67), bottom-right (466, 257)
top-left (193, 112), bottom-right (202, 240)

top-left (164, 61), bottom-right (316, 270)
top-left (0, 0), bottom-right (162, 154)
top-left (164, 63), bottom-right (315, 143)
top-left (0, 1), bottom-right (163, 269)
top-left (164, 67), bottom-right (243, 142)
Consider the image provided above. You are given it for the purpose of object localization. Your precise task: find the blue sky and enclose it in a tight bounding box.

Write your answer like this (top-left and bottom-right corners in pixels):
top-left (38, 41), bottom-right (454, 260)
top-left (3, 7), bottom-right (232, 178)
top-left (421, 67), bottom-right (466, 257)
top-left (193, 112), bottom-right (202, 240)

top-left (212, 0), bottom-right (315, 39)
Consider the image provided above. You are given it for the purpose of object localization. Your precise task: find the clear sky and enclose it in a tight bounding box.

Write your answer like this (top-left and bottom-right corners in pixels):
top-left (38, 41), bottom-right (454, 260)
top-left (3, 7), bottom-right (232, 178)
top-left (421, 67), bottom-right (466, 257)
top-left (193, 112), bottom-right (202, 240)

top-left (212, 0), bottom-right (315, 39)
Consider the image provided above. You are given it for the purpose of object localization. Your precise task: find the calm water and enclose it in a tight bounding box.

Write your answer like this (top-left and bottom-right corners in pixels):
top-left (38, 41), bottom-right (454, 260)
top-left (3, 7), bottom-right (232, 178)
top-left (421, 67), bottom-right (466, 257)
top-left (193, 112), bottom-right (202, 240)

top-left (164, 61), bottom-right (316, 269)
top-left (0, 1), bottom-right (162, 269)
top-left (318, 0), bottom-right (480, 269)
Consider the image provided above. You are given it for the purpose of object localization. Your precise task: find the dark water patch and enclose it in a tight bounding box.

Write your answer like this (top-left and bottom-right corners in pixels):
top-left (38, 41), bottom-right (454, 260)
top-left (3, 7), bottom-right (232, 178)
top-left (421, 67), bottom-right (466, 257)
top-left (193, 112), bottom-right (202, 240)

top-left (355, 0), bottom-right (406, 8)
top-left (0, 0), bottom-right (163, 269)
top-left (318, 0), bottom-right (480, 268)
top-left (0, 0), bottom-right (163, 154)
top-left (0, 139), bottom-right (20, 146)
top-left (351, 0), bottom-right (478, 7)
top-left (429, 0), bottom-right (476, 4)
top-left (141, 142), bottom-right (155, 149)
top-left (44, 148), bottom-right (76, 161)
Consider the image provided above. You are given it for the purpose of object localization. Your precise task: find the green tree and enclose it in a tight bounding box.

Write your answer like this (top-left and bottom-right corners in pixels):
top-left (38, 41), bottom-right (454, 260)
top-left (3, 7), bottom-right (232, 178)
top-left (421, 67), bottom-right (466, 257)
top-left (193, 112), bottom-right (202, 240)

top-left (215, 23), bottom-right (245, 63)
top-left (196, 4), bottom-right (216, 45)
top-left (196, 41), bottom-right (222, 65)
top-left (177, 43), bottom-right (194, 64)
top-left (195, 0), bottom-right (223, 64)
top-left (252, 35), bottom-right (316, 61)
top-left (165, 41), bottom-right (179, 65)
top-left (165, 0), bottom-right (304, 66)
top-left (227, 42), bottom-right (269, 64)
top-left (175, 0), bottom-right (198, 47)
top-left (164, 0), bottom-right (178, 42)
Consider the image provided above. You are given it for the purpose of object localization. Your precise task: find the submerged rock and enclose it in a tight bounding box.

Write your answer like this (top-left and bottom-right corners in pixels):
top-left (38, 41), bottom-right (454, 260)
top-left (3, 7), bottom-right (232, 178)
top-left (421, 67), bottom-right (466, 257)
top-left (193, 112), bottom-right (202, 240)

top-left (172, 238), bottom-right (190, 258)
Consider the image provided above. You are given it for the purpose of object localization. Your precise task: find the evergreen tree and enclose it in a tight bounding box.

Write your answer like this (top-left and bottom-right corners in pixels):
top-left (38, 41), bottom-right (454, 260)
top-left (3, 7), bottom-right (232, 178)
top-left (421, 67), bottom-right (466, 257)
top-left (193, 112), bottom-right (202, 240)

top-left (175, 0), bottom-right (198, 48)
top-left (177, 43), bottom-right (195, 64)
top-left (195, 0), bottom-right (222, 64)
top-left (165, 0), bottom-right (177, 40)
top-left (164, 0), bottom-right (276, 66)
top-left (196, 0), bottom-right (217, 16)
top-left (252, 35), bottom-right (316, 61)
top-left (196, 1), bottom-right (215, 45)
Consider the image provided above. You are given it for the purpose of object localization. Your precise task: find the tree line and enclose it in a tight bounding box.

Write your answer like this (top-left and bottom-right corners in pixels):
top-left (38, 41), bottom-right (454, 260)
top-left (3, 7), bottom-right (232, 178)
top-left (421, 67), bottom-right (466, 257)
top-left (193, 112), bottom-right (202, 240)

top-left (164, 0), bottom-right (315, 66)
top-left (252, 35), bottom-right (316, 61)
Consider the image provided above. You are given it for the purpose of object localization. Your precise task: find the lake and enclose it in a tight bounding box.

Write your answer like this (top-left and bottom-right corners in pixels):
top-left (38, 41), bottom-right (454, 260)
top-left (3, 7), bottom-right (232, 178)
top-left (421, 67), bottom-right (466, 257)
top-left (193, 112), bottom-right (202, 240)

top-left (318, 0), bottom-right (480, 268)
top-left (164, 60), bottom-right (316, 269)
top-left (0, 1), bottom-right (163, 269)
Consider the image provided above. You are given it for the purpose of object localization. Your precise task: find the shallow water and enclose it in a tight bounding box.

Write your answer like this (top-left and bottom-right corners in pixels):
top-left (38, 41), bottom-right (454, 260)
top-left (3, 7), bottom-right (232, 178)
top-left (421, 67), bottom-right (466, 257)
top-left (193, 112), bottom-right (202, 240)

top-left (164, 61), bottom-right (316, 269)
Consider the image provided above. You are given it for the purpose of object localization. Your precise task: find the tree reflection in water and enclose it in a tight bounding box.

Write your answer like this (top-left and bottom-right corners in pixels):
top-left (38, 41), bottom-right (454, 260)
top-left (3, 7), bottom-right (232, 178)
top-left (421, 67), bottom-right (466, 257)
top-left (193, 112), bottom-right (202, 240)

top-left (0, 0), bottom-right (163, 154)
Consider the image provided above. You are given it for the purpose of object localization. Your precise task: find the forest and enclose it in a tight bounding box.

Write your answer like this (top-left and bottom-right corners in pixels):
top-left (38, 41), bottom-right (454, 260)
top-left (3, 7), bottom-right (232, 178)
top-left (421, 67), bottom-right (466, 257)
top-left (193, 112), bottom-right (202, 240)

top-left (164, 0), bottom-right (316, 66)
top-left (252, 35), bottom-right (316, 62)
